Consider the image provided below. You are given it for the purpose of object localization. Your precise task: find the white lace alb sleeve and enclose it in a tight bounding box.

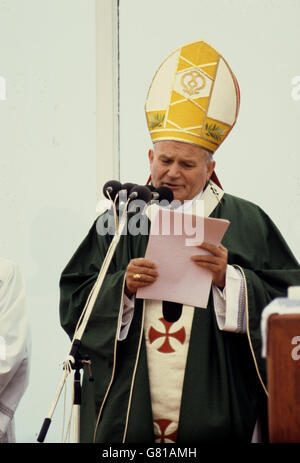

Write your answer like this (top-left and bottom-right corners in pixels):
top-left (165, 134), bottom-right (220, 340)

top-left (118, 292), bottom-right (136, 341)
top-left (212, 265), bottom-right (246, 333)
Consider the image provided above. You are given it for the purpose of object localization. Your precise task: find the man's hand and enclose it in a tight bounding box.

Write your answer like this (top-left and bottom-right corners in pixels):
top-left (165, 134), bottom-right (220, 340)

top-left (125, 258), bottom-right (158, 297)
top-left (191, 242), bottom-right (228, 289)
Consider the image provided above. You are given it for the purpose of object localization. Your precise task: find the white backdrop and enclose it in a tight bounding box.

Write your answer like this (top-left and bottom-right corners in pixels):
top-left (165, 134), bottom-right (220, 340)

top-left (0, 0), bottom-right (98, 443)
top-left (119, 0), bottom-right (300, 262)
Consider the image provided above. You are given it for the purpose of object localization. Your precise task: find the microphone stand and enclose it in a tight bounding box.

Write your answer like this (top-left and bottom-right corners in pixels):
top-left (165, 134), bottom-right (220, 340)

top-left (37, 197), bottom-right (131, 443)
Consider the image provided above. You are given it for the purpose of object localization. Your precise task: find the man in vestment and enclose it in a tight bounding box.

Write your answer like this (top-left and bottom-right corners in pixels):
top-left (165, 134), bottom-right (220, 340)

top-left (0, 257), bottom-right (30, 442)
top-left (59, 41), bottom-right (300, 443)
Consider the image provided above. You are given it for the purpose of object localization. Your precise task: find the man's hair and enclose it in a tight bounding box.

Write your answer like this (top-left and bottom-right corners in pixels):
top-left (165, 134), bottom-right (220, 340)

top-left (205, 149), bottom-right (213, 163)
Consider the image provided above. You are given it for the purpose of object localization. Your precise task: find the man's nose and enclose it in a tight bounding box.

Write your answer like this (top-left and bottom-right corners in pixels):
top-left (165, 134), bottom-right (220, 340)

top-left (167, 163), bottom-right (181, 178)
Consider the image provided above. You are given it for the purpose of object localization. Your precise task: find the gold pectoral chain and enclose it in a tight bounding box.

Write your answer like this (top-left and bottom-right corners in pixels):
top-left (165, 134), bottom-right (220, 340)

top-left (209, 181), bottom-right (221, 204)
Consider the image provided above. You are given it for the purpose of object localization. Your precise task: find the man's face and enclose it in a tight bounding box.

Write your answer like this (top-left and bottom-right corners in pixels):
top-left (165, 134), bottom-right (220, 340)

top-left (148, 140), bottom-right (215, 202)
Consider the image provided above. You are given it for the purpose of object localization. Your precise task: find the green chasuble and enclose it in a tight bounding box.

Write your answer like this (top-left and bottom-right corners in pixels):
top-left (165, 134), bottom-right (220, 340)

top-left (59, 191), bottom-right (300, 443)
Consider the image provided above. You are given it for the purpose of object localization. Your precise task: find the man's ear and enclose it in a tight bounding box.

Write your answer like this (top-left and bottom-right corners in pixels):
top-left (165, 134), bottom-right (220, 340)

top-left (148, 149), bottom-right (154, 164)
top-left (207, 160), bottom-right (216, 180)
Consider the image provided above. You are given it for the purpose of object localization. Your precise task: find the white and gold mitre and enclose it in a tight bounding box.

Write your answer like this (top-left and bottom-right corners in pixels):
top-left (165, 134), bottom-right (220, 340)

top-left (145, 40), bottom-right (240, 153)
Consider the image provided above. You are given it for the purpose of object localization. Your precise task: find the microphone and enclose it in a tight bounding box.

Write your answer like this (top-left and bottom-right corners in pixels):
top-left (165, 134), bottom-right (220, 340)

top-left (145, 184), bottom-right (156, 192)
top-left (152, 186), bottom-right (174, 202)
top-left (117, 183), bottom-right (139, 207)
top-left (129, 185), bottom-right (153, 203)
top-left (121, 182), bottom-right (138, 193)
top-left (103, 180), bottom-right (122, 200)
top-left (145, 185), bottom-right (174, 202)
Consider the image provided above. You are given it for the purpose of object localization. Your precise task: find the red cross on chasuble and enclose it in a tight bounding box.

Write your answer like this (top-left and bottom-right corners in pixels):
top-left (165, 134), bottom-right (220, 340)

top-left (154, 419), bottom-right (178, 443)
top-left (144, 299), bottom-right (195, 444)
top-left (148, 317), bottom-right (186, 353)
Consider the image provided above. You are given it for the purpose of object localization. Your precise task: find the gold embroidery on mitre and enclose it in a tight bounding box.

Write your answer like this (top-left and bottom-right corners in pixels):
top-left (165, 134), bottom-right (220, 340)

top-left (174, 68), bottom-right (212, 101)
top-left (205, 123), bottom-right (226, 142)
top-left (180, 70), bottom-right (206, 96)
top-left (204, 117), bottom-right (231, 143)
top-left (147, 111), bottom-right (166, 129)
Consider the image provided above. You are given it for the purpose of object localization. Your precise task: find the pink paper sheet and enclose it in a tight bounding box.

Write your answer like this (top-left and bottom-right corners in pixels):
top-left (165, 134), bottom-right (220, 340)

top-left (136, 208), bottom-right (230, 308)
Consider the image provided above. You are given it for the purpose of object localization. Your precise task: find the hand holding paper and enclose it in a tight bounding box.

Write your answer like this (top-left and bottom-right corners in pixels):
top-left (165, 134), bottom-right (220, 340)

top-left (125, 257), bottom-right (158, 297)
top-left (191, 242), bottom-right (228, 289)
top-left (136, 208), bottom-right (230, 308)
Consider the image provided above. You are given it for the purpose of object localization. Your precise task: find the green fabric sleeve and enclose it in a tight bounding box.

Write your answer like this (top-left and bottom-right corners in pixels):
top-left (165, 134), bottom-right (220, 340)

top-left (59, 216), bottom-right (126, 357)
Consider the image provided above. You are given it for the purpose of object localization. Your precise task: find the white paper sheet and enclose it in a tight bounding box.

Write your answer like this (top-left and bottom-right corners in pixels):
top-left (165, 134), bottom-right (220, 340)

top-left (137, 208), bottom-right (230, 308)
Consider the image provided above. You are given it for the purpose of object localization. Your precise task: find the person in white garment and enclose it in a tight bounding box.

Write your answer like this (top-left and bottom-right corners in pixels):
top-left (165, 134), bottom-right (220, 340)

top-left (0, 257), bottom-right (30, 443)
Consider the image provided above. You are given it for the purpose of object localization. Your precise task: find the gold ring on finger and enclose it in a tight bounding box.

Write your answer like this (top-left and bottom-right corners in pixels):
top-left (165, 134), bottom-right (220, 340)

top-left (133, 273), bottom-right (142, 281)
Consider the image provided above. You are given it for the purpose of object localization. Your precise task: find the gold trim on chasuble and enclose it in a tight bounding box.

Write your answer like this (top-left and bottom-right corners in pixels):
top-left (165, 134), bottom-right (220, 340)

top-left (93, 275), bottom-right (128, 443)
top-left (232, 265), bottom-right (268, 397)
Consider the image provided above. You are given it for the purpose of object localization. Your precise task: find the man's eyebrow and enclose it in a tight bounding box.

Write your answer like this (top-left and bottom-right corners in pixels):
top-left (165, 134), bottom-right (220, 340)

top-left (158, 153), bottom-right (173, 159)
top-left (179, 158), bottom-right (197, 165)
top-left (157, 154), bottom-right (197, 163)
